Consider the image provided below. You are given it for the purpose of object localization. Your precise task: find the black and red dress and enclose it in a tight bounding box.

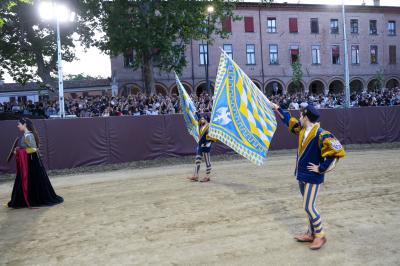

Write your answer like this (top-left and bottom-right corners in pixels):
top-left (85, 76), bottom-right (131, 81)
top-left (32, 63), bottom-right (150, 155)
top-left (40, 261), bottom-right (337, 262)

top-left (8, 132), bottom-right (63, 208)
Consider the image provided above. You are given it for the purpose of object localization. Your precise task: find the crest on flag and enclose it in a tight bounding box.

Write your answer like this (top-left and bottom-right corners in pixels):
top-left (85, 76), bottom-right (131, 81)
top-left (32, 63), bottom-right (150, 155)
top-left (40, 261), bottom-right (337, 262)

top-left (175, 73), bottom-right (199, 143)
top-left (209, 51), bottom-right (277, 165)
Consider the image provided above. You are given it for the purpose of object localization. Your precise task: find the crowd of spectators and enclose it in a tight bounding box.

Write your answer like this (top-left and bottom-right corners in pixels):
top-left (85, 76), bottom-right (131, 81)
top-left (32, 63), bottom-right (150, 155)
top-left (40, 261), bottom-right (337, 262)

top-left (271, 86), bottom-right (400, 109)
top-left (0, 92), bottom-right (214, 118)
top-left (0, 87), bottom-right (399, 118)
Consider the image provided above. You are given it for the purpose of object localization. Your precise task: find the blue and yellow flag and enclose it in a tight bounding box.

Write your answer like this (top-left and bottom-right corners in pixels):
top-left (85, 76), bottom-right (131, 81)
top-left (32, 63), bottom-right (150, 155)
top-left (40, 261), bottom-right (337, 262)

top-left (209, 51), bottom-right (277, 165)
top-left (175, 73), bottom-right (199, 143)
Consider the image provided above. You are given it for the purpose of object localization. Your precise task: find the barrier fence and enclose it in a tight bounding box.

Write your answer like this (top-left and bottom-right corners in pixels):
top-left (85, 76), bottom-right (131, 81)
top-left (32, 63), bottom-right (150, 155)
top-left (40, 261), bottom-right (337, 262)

top-left (1, 106), bottom-right (399, 174)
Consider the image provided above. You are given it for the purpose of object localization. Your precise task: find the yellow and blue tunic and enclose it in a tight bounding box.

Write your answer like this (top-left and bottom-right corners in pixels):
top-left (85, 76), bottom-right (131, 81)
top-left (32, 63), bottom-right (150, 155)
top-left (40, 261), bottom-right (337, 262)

top-left (278, 107), bottom-right (345, 237)
top-left (197, 123), bottom-right (217, 154)
top-left (278, 108), bottom-right (345, 184)
top-left (194, 114), bottom-right (217, 178)
top-left (196, 113), bottom-right (217, 154)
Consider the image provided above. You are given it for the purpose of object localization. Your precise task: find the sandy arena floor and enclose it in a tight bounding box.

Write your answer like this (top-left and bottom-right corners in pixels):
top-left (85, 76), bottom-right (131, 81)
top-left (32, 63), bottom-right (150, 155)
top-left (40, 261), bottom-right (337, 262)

top-left (0, 148), bottom-right (399, 266)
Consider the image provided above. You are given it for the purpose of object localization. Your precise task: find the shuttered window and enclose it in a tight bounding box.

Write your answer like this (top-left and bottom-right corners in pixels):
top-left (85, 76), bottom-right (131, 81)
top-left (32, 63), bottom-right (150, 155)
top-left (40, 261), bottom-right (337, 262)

top-left (289, 18), bottom-right (298, 33)
top-left (244, 17), bottom-right (254, 32)
top-left (223, 17), bottom-right (232, 33)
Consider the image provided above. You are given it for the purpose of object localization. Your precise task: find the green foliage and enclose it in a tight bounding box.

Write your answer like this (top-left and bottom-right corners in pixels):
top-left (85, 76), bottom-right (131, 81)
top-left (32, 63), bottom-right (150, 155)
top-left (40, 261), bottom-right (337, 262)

top-left (0, 0), bottom-right (32, 27)
top-left (374, 69), bottom-right (385, 90)
top-left (291, 58), bottom-right (303, 91)
top-left (82, 0), bottom-right (240, 70)
top-left (0, 0), bottom-right (275, 93)
top-left (79, 0), bottom-right (242, 94)
top-left (65, 73), bottom-right (106, 81)
top-left (0, 0), bottom-right (90, 85)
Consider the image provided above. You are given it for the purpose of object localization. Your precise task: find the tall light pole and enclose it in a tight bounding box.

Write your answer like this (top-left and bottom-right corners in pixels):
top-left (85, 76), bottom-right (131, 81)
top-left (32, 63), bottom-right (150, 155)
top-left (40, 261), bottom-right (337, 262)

top-left (206, 5), bottom-right (214, 95)
top-left (342, 0), bottom-right (350, 108)
top-left (39, 1), bottom-right (75, 118)
top-left (55, 13), bottom-right (66, 118)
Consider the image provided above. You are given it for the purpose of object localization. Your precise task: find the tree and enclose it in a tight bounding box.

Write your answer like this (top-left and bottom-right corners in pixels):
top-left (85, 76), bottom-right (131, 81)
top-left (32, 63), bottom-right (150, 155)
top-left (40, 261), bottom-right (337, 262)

top-left (79, 0), bottom-right (244, 95)
top-left (0, 0), bottom-right (31, 28)
top-left (65, 73), bottom-right (105, 80)
top-left (0, 0), bottom-right (274, 95)
top-left (291, 58), bottom-right (303, 93)
top-left (0, 0), bottom-right (90, 88)
top-left (373, 68), bottom-right (385, 91)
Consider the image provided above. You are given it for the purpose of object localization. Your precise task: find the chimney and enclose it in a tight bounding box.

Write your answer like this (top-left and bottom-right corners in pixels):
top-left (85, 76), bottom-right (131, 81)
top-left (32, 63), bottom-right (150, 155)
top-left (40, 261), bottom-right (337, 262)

top-left (373, 0), bottom-right (380, 6)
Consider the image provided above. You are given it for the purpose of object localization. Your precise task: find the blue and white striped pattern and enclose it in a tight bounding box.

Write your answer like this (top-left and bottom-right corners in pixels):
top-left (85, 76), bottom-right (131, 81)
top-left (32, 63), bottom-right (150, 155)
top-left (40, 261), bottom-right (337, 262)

top-left (175, 73), bottom-right (199, 143)
top-left (209, 51), bottom-right (277, 165)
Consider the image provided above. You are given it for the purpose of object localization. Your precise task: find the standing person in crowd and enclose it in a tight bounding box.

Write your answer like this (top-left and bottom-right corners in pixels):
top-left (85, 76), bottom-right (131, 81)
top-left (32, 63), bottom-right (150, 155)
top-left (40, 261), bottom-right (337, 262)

top-left (7, 118), bottom-right (63, 208)
top-left (189, 114), bottom-right (217, 183)
top-left (271, 102), bottom-right (345, 250)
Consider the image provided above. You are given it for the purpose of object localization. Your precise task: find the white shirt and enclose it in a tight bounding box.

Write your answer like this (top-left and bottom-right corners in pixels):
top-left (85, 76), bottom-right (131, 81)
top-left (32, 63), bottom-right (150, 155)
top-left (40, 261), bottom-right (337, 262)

top-left (302, 125), bottom-right (314, 145)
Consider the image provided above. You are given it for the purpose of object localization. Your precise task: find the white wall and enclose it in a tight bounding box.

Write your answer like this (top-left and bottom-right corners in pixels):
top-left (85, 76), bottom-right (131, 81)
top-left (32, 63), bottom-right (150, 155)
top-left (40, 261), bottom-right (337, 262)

top-left (0, 96), bottom-right (10, 104)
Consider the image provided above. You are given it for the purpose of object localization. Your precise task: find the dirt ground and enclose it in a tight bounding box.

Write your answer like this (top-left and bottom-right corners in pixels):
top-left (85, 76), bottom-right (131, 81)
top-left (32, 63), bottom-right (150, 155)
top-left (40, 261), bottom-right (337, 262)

top-left (0, 148), bottom-right (399, 266)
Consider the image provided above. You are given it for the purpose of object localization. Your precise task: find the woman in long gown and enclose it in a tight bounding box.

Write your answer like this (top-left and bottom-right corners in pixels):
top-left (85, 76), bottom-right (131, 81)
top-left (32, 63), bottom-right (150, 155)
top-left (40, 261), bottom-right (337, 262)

top-left (8, 118), bottom-right (63, 208)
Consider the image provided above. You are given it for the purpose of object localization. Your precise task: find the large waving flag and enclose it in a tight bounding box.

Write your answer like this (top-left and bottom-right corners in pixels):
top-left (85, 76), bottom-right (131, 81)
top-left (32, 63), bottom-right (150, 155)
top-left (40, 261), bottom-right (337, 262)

top-left (209, 51), bottom-right (277, 165)
top-left (175, 73), bottom-right (199, 143)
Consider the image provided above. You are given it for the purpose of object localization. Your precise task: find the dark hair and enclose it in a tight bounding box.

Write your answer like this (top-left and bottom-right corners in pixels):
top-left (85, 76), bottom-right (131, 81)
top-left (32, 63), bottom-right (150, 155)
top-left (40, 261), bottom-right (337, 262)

top-left (199, 114), bottom-right (210, 123)
top-left (300, 108), bottom-right (319, 123)
top-left (19, 118), bottom-right (40, 148)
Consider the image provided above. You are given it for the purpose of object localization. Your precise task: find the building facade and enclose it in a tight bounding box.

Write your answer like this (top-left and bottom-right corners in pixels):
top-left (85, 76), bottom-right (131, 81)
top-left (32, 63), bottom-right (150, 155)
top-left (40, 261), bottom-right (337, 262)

top-left (111, 2), bottom-right (400, 96)
top-left (0, 79), bottom-right (111, 104)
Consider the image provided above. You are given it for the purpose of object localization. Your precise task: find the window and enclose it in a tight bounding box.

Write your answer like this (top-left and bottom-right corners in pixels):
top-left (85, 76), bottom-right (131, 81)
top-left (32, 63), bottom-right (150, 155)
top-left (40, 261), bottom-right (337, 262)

top-left (332, 45), bottom-right (340, 64)
top-left (370, 20), bottom-right (377, 35)
top-left (331, 19), bottom-right (339, 34)
top-left (223, 44), bottom-right (233, 58)
top-left (311, 45), bottom-right (321, 64)
top-left (123, 49), bottom-right (134, 67)
top-left (246, 44), bottom-right (256, 65)
top-left (199, 44), bottom-right (208, 65)
top-left (311, 18), bottom-right (319, 34)
top-left (289, 17), bottom-right (298, 33)
top-left (267, 17), bottom-right (277, 33)
top-left (269, 44), bottom-right (278, 64)
top-left (223, 17), bottom-right (232, 33)
top-left (388, 21), bottom-right (396, 36)
top-left (290, 45), bottom-right (299, 63)
top-left (370, 45), bottom-right (378, 64)
top-left (350, 19), bottom-right (359, 34)
top-left (389, 45), bottom-right (396, 64)
top-left (351, 45), bottom-right (360, 64)
top-left (244, 17), bottom-right (254, 32)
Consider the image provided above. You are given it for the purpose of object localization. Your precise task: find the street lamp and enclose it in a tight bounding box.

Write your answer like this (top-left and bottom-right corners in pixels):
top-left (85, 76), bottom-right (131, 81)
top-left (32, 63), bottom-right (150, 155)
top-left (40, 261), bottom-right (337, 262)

top-left (39, 1), bottom-right (75, 118)
top-left (342, 0), bottom-right (350, 108)
top-left (205, 5), bottom-right (214, 95)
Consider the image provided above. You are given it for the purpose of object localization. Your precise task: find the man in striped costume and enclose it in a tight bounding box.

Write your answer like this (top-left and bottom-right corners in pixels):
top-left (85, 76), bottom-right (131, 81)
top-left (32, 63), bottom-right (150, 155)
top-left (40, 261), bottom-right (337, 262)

top-left (189, 114), bottom-right (217, 183)
top-left (271, 103), bottom-right (345, 250)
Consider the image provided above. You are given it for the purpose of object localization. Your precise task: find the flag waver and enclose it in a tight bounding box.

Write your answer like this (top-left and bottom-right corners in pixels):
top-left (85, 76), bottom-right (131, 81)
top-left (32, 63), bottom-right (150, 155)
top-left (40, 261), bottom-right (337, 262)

top-left (175, 73), bottom-right (199, 143)
top-left (209, 51), bottom-right (277, 165)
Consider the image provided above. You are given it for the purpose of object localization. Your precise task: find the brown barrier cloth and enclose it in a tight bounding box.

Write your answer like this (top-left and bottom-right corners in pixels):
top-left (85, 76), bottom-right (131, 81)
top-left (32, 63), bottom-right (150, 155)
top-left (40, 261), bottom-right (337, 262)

top-left (344, 107), bottom-right (387, 144)
top-left (0, 106), bottom-right (399, 174)
top-left (34, 119), bottom-right (50, 169)
top-left (270, 112), bottom-right (298, 150)
top-left (319, 108), bottom-right (346, 144)
top-left (386, 106), bottom-right (400, 143)
top-left (1, 120), bottom-right (20, 174)
top-left (107, 115), bottom-right (167, 164)
top-left (163, 114), bottom-right (197, 157)
top-left (44, 118), bottom-right (109, 169)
